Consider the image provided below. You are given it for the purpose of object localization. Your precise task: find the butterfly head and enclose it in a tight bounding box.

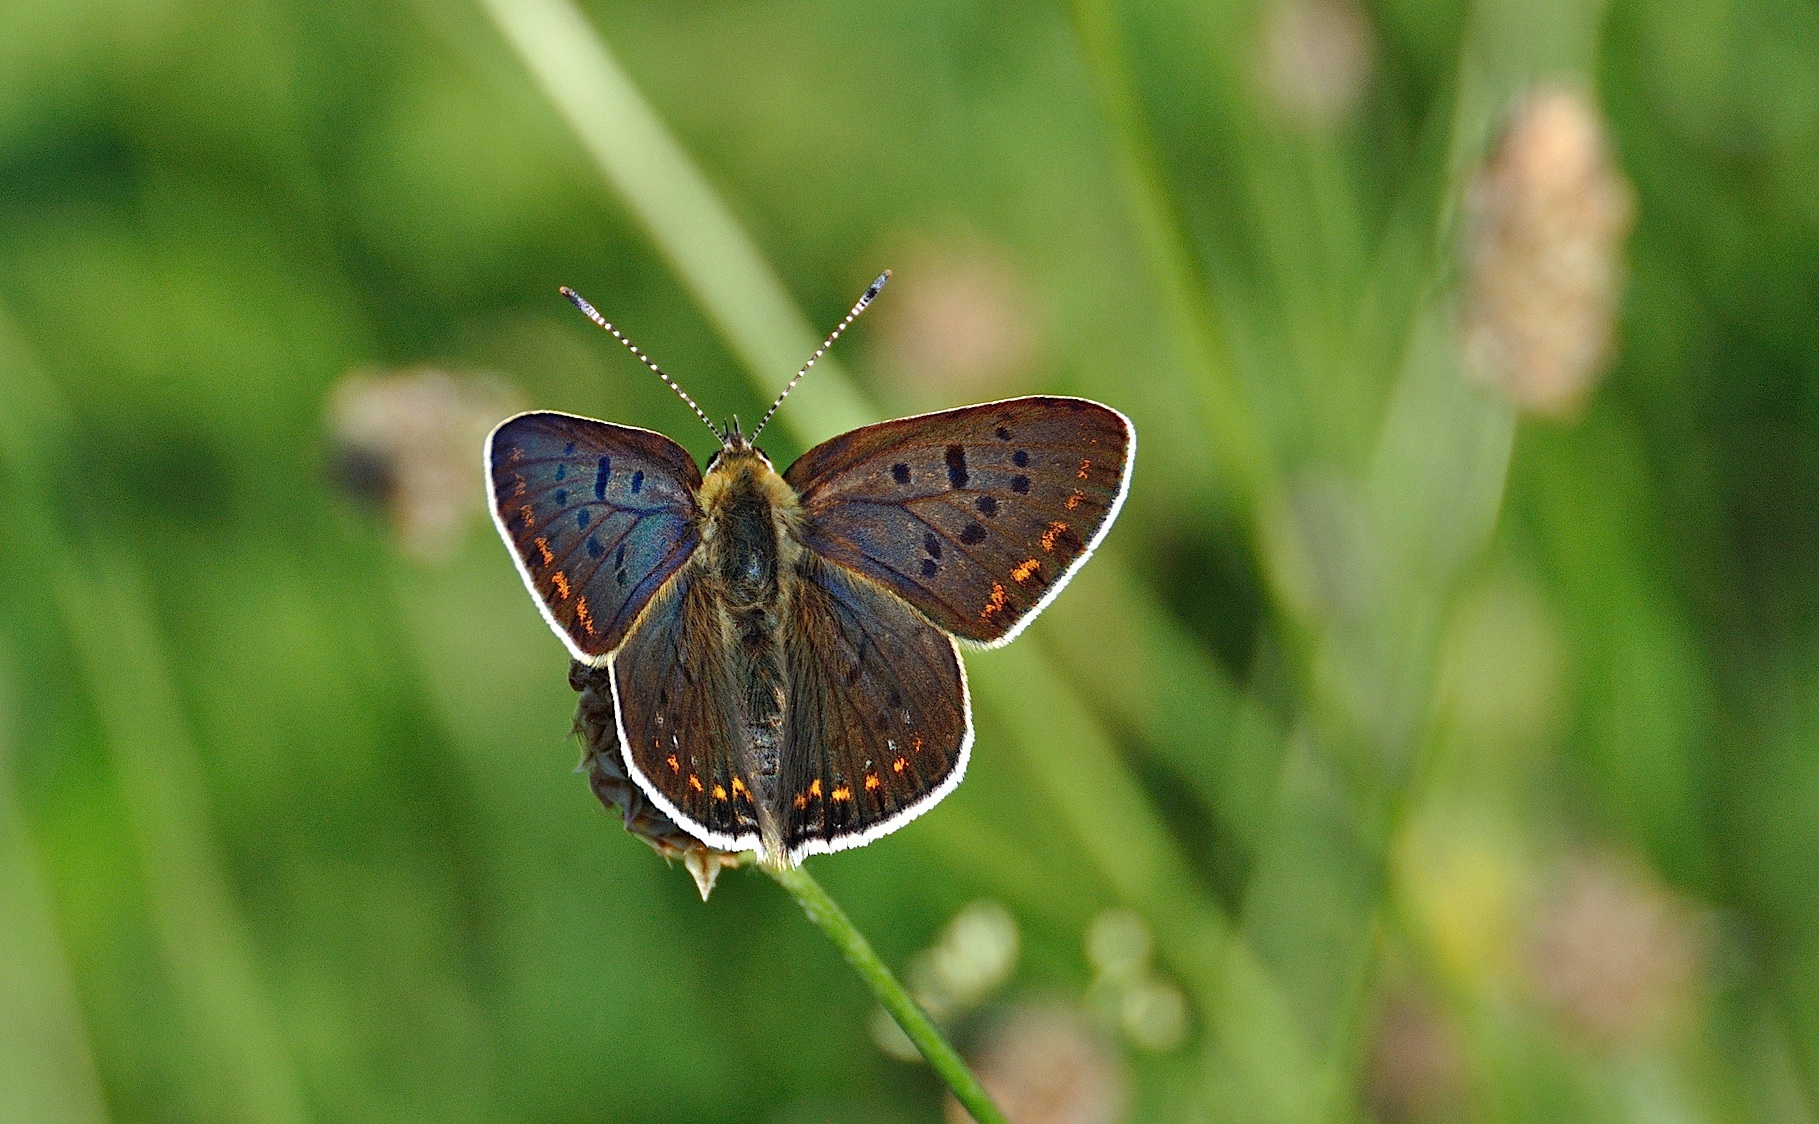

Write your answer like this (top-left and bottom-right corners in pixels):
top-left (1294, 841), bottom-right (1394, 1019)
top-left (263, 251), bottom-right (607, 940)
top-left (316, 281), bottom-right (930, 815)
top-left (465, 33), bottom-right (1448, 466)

top-left (704, 414), bottom-right (775, 476)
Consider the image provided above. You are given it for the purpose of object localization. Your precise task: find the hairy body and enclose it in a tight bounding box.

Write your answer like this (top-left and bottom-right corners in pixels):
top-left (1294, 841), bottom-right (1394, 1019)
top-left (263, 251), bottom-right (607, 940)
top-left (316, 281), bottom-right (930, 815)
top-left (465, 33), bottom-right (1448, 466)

top-left (686, 447), bottom-right (805, 858)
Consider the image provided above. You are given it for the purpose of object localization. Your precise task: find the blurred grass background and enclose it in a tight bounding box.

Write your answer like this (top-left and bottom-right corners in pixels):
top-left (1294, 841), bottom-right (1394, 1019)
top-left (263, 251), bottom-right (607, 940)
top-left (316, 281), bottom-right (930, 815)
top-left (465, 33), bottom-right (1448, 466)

top-left (1, 0), bottom-right (1816, 1121)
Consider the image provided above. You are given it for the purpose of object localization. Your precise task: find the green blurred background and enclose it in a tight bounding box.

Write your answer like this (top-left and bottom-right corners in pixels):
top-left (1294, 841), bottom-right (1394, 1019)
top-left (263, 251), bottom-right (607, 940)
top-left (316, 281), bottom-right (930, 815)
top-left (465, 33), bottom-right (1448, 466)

top-left (2, 0), bottom-right (1816, 1121)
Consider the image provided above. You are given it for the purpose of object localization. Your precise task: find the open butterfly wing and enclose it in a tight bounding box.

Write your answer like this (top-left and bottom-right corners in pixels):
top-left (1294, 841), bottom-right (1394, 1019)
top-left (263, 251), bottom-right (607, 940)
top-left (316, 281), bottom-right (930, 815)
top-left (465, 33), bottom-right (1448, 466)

top-left (610, 572), bottom-right (765, 853)
top-left (487, 411), bottom-right (702, 661)
top-left (784, 397), bottom-right (1133, 646)
top-left (779, 557), bottom-right (970, 862)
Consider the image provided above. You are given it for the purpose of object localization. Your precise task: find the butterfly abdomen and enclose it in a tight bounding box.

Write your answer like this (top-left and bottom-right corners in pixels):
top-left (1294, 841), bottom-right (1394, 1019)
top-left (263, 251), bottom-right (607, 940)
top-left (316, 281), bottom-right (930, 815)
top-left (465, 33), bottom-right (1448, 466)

top-left (692, 449), bottom-right (810, 861)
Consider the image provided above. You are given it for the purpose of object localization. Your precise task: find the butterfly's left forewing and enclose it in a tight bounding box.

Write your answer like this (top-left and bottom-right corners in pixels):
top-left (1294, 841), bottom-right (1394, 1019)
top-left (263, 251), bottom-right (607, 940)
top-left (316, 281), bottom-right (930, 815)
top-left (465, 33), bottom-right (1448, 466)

top-left (487, 411), bottom-right (702, 662)
top-left (784, 396), bottom-right (1133, 646)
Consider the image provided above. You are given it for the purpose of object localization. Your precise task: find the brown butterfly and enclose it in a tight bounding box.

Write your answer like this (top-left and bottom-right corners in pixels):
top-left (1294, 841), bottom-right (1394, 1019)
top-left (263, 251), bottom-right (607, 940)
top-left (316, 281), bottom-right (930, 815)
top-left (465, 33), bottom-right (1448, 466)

top-left (487, 273), bottom-right (1133, 866)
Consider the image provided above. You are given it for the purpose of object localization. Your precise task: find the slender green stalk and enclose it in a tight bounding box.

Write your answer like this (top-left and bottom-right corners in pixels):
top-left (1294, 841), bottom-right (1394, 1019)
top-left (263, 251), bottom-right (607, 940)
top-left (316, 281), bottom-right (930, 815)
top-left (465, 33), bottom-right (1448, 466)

top-left (765, 864), bottom-right (1008, 1124)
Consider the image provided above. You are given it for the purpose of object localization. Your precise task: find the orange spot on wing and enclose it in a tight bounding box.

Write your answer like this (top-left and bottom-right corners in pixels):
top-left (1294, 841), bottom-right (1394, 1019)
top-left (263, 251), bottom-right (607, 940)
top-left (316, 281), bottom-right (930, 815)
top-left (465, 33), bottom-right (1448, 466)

top-left (831, 784), bottom-right (852, 802)
top-left (1066, 490), bottom-right (1084, 510)
top-left (793, 793), bottom-right (808, 810)
top-left (809, 779), bottom-right (822, 798)
top-left (688, 773), bottom-right (703, 793)
top-left (911, 734), bottom-right (924, 752)
top-left (534, 537), bottom-right (553, 565)
top-left (864, 774), bottom-right (880, 792)
top-left (980, 581), bottom-right (1010, 621)
top-left (551, 571), bottom-right (571, 599)
top-left (1041, 521), bottom-right (1069, 552)
top-left (508, 447), bottom-right (523, 464)
top-left (575, 596), bottom-right (595, 634)
top-left (712, 783), bottom-right (727, 800)
top-left (666, 753), bottom-right (680, 773)
top-left (512, 475), bottom-right (527, 498)
top-left (519, 505), bottom-right (535, 528)
top-left (1011, 558), bottom-right (1041, 583)
top-left (1077, 458), bottom-right (1092, 479)
top-left (893, 756), bottom-right (907, 773)
top-left (731, 776), bottom-right (749, 797)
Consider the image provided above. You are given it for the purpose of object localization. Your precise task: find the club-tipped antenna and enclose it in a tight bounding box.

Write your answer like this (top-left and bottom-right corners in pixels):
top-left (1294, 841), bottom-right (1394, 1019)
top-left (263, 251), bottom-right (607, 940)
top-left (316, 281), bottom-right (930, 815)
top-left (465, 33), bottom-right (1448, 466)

top-left (750, 270), bottom-right (890, 441)
top-left (560, 286), bottom-right (724, 443)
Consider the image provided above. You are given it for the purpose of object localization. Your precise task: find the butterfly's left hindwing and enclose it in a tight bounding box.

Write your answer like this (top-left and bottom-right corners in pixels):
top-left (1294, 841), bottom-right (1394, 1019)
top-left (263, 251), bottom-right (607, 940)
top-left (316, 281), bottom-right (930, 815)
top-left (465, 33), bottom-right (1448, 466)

top-left (611, 572), bottom-right (765, 853)
top-left (784, 396), bottom-right (1133, 646)
top-left (779, 557), bottom-right (969, 862)
top-left (487, 411), bottom-right (702, 661)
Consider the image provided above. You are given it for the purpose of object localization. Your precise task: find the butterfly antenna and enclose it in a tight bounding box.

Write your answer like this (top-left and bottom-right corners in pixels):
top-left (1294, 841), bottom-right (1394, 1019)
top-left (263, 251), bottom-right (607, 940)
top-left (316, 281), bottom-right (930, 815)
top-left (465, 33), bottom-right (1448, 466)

top-left (560, 287), bottom-right (724, 443)
top-left (751, 270), bottom-right (890, 441)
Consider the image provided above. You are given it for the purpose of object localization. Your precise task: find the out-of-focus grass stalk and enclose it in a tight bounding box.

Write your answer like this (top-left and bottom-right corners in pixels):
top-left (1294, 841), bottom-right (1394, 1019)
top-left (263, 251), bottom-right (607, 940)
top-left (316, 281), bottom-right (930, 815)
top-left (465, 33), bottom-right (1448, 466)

top-left (1064, 0), bottom-right (1612, 1113)
top-left (1230, 0), bottom-right (1604, 1100)
top-left (767, 864), bottom-right (1008, 1124)
top-left (476, 2), bottom-right (1323, 1117)
top-left (474, 0), bottom-right (872, 443)
top-left (0, 310), bottom-right (310, 1124)
top-left (0, 669), bottom-right (113, 1124)
top-left (1068, 0), bottom-right (1279, 521)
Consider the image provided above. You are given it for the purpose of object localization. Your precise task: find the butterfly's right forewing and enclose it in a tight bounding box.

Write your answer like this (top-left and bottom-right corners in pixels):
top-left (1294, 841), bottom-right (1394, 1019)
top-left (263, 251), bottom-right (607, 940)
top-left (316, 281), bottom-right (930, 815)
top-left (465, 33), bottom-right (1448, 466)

top-left (784, 397), bottom-right (1132, 647)
top-left (487, 411), bottom-right (702, 662)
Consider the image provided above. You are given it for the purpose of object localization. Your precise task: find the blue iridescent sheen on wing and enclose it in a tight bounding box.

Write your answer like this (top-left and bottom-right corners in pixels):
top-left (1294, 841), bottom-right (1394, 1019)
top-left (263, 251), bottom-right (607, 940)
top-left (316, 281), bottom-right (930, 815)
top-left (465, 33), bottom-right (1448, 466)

top-left (784, 397), bottom-right (1133, 645)
top-left (487, 411), bottom-right (702, 660)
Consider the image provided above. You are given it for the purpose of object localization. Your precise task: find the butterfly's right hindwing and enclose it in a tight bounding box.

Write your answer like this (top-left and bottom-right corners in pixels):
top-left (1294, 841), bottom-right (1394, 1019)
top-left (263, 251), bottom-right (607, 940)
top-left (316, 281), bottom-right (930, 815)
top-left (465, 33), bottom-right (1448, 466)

top-left (487, 411), bottom-right (702, 661)
top-left (778, 557), bottom-right (970, 862)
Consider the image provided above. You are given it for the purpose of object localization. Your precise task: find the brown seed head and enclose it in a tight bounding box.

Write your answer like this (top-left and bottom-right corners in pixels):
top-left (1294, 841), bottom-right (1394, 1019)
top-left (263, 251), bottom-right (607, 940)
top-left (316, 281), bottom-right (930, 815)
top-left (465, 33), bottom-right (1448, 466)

top-left (326, 367), bottom-right (524, 561)
top-left (1460, 86), bottom-right (1636, 417)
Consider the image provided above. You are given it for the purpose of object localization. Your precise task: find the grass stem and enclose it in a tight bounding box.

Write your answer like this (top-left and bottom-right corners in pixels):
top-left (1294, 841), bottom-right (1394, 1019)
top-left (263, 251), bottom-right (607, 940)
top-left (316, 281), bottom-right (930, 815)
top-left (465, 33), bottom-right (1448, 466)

top-left (765, 864), bottom-right (1008, 1124)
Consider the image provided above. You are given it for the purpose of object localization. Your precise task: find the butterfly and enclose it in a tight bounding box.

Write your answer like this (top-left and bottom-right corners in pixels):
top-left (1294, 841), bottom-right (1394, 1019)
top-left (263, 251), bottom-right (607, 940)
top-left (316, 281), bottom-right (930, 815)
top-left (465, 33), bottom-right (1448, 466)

top-left (486, 272), bottom-right (1133, 867)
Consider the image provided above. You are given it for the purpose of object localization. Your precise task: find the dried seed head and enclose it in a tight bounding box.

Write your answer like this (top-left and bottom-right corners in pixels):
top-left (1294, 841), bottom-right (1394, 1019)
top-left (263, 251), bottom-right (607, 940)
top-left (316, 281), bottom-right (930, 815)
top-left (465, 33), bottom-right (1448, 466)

top-left (326, 367), bottom-right (524, 561)
top-left (1257, 0), bottom-right (1376, 127)
top-left (569, 660), bottom-right (742, 899)
top-left (945, 1004), bottom-right (1128, 1124)
top-left (1460, 86), bottom-right (1636, 417)
top-left (1526, 850), bottom-right (1710, 1047)
top-left (1364, 987), bottom-right (1469, 1123)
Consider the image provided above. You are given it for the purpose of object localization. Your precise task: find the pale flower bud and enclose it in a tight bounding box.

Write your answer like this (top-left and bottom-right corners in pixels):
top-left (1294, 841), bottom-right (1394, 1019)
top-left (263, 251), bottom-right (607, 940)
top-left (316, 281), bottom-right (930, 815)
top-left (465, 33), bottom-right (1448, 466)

top-left (1460, 86), bottom-right (1636, 417)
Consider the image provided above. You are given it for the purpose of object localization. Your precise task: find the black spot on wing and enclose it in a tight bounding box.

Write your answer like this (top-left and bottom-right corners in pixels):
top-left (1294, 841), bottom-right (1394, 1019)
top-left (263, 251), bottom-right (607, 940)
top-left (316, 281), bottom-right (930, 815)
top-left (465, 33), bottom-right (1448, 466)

top-left (994, 426), bottom-right (1011, 440)
top-left (1013, 449), bottom-right (1029, 467)
top-left (892, 462), bottom-right (911, 485)
top-left (1011, 475), bottom-right (1030, 494)
top-left (944, 445), bottom-right (968, 489)
top-left (975, 495), bottom-right (998, 517)
top-left (960, 522), bottom-right (987, 545)
top-left (594, 456), bottom-right (611, 500)
top-left (630, 470), bottom-right (644, 494)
